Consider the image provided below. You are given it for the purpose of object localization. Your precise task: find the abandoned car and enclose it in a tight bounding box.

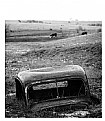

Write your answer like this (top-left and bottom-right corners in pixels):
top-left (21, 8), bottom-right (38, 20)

top-left (15, 65), bottom-right (100, 111)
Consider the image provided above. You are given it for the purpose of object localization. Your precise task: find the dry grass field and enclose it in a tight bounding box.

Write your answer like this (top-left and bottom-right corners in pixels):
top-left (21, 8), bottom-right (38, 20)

top-left (5, 21), bottom-right (102, 118)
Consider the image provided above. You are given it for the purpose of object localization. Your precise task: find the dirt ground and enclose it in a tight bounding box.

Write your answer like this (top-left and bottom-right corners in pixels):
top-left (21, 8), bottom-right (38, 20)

top-left (5, 32), bottom-right (102, 118)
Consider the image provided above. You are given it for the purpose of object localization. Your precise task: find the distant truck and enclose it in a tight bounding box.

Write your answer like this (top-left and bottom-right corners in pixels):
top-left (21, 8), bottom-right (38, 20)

top-left (15, 65), bottom-right (100, 111)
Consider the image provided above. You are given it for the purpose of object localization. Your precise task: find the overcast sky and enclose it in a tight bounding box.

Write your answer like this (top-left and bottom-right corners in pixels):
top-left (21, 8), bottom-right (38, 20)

top-left (1, 0), bottom-right (104, 21)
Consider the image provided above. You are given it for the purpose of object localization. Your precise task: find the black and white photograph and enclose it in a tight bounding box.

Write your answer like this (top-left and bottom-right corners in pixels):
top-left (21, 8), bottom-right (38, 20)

top-left (0, 0), bottom-right (104, 118)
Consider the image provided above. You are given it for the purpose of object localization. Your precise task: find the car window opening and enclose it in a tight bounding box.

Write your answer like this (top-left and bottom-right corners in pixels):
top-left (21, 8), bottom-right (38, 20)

top-left (28, 78), bottom-right (85, 102)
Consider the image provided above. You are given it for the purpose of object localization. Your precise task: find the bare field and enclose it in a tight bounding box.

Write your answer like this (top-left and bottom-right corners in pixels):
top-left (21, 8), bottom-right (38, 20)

top-left (6, 20), bottom-right (101, 31)
top-left (6, 20), bottom-right (101, 43)
top-left (5, 32), bottom-right (102, 117)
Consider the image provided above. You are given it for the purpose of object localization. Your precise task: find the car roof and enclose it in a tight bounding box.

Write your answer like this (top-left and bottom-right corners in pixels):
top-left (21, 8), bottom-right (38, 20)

top-left (17, 65), bottom-right (86, 86)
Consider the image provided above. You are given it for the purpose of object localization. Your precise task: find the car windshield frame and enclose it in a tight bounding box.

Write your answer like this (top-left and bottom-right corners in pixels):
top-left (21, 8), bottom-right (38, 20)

top-left (26, 77), bottom-right (87, 103)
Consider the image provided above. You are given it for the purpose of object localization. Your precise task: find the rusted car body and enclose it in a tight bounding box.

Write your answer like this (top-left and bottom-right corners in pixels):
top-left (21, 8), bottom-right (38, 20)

top-left (15, 65), bottom-right (99, 111)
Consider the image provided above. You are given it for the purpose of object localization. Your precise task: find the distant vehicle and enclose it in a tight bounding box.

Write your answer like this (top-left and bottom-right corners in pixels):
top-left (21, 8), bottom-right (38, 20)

top-left (15, 65), bottom-right (100, 111)
top-left (81, 31), bottom-right (87, 35)
top-left (50, 33), bottom-right (57, 38)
